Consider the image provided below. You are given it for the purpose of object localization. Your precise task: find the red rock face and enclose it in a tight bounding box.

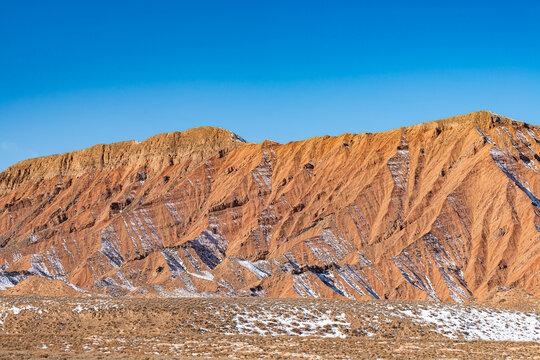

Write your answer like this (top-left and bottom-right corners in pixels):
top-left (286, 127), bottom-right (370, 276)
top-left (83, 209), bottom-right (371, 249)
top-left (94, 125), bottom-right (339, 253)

top-left (0, 112), bottom-right (539, 301)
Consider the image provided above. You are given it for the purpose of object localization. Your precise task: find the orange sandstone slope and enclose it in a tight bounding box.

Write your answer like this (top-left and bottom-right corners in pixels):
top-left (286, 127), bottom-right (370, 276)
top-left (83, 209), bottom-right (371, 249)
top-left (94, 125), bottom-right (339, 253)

top-left (0, 112), bottom-right (539, 302)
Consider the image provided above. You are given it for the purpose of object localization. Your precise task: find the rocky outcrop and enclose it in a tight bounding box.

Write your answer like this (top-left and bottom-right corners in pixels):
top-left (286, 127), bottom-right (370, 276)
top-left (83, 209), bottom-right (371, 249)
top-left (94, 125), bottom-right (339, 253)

top-left (0, 111), bottom-right (538, 302)
top-left (0, 126), bottom-right (246, 196)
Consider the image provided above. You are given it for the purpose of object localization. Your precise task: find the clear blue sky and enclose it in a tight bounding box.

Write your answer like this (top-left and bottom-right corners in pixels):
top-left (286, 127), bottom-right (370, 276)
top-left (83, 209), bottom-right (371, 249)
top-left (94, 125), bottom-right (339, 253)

top-left (1, 1), bottom-right (539, 171)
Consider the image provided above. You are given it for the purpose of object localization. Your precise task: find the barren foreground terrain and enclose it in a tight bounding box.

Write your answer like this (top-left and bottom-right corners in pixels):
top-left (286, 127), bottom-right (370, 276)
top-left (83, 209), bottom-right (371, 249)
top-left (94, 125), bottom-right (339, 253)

top-left (0, 296), bottom-right (538, 359)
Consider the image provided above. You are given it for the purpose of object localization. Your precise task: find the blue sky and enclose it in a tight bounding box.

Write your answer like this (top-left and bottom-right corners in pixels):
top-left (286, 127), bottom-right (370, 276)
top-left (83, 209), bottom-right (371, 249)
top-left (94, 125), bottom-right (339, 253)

top-left (1, 1), bottom-right (539, 171)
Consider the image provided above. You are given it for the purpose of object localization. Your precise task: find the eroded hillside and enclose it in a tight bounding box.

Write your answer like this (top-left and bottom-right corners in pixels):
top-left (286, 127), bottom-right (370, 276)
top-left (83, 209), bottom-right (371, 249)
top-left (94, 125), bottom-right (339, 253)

top-left (0, 111), bottom-right (539, 302)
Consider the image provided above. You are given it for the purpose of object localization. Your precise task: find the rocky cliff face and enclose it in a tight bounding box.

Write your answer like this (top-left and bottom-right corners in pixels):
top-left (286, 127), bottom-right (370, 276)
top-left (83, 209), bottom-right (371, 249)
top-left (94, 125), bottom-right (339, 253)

top-left (0, 112), bottom-right (538, 302)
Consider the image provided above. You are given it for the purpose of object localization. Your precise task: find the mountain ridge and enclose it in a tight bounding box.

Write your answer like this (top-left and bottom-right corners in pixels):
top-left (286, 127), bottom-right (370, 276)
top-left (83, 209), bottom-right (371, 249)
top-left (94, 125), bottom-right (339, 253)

top-left (0, 111), bottom-right (539, 302)
top-left (0, 126), bottom-right (246, 195)
top-left (410, 110), bottom-right (514, 129)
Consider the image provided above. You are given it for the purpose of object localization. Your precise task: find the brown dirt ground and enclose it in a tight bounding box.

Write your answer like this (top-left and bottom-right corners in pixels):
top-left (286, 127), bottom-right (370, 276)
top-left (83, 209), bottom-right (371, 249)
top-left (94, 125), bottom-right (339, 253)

top-left (0, 296), bottom-right (538, 359)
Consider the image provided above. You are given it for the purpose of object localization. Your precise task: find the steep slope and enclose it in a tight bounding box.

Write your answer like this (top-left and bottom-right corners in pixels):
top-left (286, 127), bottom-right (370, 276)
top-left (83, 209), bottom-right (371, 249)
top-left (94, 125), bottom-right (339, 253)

top-left (0, 111), bottom-right (538, 302)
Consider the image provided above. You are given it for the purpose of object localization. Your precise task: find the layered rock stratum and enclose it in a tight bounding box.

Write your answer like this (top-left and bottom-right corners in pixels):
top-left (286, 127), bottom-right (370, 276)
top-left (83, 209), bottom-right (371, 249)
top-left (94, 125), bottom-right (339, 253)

top-left (0, 111), bottom-right (539, 302)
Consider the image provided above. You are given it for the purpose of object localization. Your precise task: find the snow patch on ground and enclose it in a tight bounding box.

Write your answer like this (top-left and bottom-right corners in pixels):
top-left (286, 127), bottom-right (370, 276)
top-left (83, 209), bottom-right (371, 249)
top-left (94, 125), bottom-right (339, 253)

top-left (220, 303), bottom-right (350, 338)
top-left (396, 304), bottom-right (540, 342)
